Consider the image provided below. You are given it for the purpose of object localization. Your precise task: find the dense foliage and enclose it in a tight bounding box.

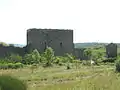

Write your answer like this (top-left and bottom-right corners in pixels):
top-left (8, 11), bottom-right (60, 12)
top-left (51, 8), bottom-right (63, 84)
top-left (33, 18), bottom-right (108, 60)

top-left (0, 75), bottom-right (27, 90)
top-left (0, 46), bottom-right (119, 70)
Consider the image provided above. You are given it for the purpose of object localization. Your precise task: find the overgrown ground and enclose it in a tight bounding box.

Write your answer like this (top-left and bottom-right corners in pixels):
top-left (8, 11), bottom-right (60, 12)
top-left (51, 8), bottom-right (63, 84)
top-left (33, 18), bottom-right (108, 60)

top-left (0, 46), bottom-right (120, 90)
top-left (1, 64), bottom-right (120, 90)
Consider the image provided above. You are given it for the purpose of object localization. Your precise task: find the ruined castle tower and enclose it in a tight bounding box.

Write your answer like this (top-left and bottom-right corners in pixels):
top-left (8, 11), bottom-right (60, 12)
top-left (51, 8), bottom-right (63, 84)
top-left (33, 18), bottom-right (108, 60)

top-left (106, 43), bottom-right (117, 58)
top-left (27, 28), bottom-right (74, 56)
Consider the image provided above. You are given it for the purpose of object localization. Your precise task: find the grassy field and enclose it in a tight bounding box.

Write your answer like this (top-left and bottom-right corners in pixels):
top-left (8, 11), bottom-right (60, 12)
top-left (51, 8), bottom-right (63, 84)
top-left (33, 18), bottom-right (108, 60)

top-left (0, 64), bottom-right (120, 90)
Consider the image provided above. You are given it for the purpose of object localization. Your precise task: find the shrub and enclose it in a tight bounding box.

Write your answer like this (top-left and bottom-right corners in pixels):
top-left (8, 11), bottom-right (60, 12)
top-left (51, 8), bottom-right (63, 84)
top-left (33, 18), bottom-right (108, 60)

top-left (65, 53), bottom-right (75, 63)
top-left (30, 64), bottom-right (38, 73)
top-left (66, 63), bottom-right (71, 70)
top-left (23, 49), bottom-right (41, 65)
top-left (57, 56), bottom-right (68, 63)
top-left (53, 56), bottom-right (61, 64)
top-left (14, 63), bottom-right (24, 69)
top-left (7, 54), bottom-right (23, 63)
top-left (53, 56), bottom-right (66, 65)
top-left (0, 58), bottom-right (12, 64)
top-left (115, 60), bottom-right (120, 72)
top-left (7, 63), bottom-right (14, 69)
top-left (54, 56), bottom-right (72, 63)
top-left (43, 47), bottom-right (54, 67)
top-left (0, 75), bottom-right (27, 90)
top-left (0, 63), bottom-right (23, 69)
top-left (0, 64), bottom-right (8, 69)
top-left (84, 48), bottom-right (92, 60)
top-left (58, 62), bottom-right (63, 66)
top-left (81, 60), bottom-right (91, 66)
top-left (73, 60), bottom-right (81, 69)
top-left (102, 58), bottom-right (116, 63)
top-left (0, 42), bottom-right (9, 46)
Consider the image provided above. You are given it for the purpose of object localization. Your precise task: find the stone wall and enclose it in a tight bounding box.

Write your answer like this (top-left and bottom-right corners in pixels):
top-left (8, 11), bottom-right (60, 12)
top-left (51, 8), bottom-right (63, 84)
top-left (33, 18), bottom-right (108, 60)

top-left (0, 44), bottom-right (25, 58)
top-left (74, 48), bottom-right (88, 60)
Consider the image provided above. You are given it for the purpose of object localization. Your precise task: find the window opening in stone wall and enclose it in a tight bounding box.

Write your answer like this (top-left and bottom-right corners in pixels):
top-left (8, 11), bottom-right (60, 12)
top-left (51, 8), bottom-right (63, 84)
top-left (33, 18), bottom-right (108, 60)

top-left (60, 42), bottom-right (63, 47)
top-left (44, 42), bottom-right (47, 51)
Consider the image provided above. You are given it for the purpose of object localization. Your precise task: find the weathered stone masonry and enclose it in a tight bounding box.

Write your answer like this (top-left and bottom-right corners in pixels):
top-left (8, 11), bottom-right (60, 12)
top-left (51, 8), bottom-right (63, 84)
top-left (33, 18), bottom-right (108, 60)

top-left (106, 43), bottom-right (117, 58)
top-left (0, 44), bottom-right (25, 58)
top-left (27, 28), bottom-right (74, 56)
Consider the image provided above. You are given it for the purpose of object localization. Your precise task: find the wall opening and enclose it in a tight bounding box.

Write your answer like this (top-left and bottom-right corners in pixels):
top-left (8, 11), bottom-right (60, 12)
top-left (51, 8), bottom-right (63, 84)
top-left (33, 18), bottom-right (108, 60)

top-left (60, 42), bottom-right (63, 47)
top-left (44, 42), bottom-right (47, 51)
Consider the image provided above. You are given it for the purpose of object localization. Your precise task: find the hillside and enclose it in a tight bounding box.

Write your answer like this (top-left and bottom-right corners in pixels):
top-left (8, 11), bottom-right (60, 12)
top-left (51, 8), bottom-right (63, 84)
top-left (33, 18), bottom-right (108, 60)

top-left (1, 42), bottom-right (120, 49)
top-left (74, 42), bottom-right (120, 48)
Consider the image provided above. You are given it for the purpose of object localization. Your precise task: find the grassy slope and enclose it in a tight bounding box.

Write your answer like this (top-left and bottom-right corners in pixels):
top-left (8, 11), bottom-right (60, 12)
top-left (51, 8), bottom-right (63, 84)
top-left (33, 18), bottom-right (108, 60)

top-left (74, 43), bottom-right (106, 48)
top-left (0, 65), bottom-right (120, 90)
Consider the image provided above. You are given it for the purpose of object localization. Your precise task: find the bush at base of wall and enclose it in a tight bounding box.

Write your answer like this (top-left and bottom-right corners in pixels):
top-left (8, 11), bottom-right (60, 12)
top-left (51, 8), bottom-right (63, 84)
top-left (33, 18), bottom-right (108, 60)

top-left (0, 63), bottom-right (23, 69)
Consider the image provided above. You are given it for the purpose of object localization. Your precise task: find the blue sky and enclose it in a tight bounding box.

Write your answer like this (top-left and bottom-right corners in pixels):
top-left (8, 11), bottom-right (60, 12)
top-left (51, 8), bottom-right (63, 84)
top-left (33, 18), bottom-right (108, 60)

top-left (0, 0), bottom-right (120, 45)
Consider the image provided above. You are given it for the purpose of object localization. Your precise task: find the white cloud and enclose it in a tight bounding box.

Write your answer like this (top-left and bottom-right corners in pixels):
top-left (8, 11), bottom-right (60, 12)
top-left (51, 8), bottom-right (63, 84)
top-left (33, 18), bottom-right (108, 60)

top-left (0, 0), bottom-right (120, 44)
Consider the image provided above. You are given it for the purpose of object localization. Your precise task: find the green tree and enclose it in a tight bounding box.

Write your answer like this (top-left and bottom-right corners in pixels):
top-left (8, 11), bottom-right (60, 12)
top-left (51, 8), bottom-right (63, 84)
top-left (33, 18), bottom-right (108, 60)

top-left (23, 54), bottom-right (32, 64)
top-left (0, 42), bottom-right (9, 46)
top-left (84, 48), bottom-right (92, 60)
top-left (65, 53), bottom-right (75, 63)
top-left (43, 47), bottom-right (54, 67)
top-left (23, 49), bottom-right (41, 64)
top-left (92, 52), bottom-right (103, 64)
top-left (31, 49), bottom-right (41, 63)
top-left (115, 59), bottom-right (120, 72)
top-left (97, 52), bottom-right (103, 60)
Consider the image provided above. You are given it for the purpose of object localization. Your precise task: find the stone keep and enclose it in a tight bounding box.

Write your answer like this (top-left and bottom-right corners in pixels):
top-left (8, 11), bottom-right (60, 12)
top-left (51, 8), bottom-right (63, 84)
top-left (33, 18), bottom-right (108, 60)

top-left (106, 43), bottom-right (117, 58)
top-left (27, 28), bottom-right (74, 56)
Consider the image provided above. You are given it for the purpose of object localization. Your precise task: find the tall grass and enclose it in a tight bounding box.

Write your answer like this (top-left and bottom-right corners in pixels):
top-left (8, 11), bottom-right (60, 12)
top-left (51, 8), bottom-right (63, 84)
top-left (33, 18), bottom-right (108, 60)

top-left (0, 64), bottom-right (119, 90)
